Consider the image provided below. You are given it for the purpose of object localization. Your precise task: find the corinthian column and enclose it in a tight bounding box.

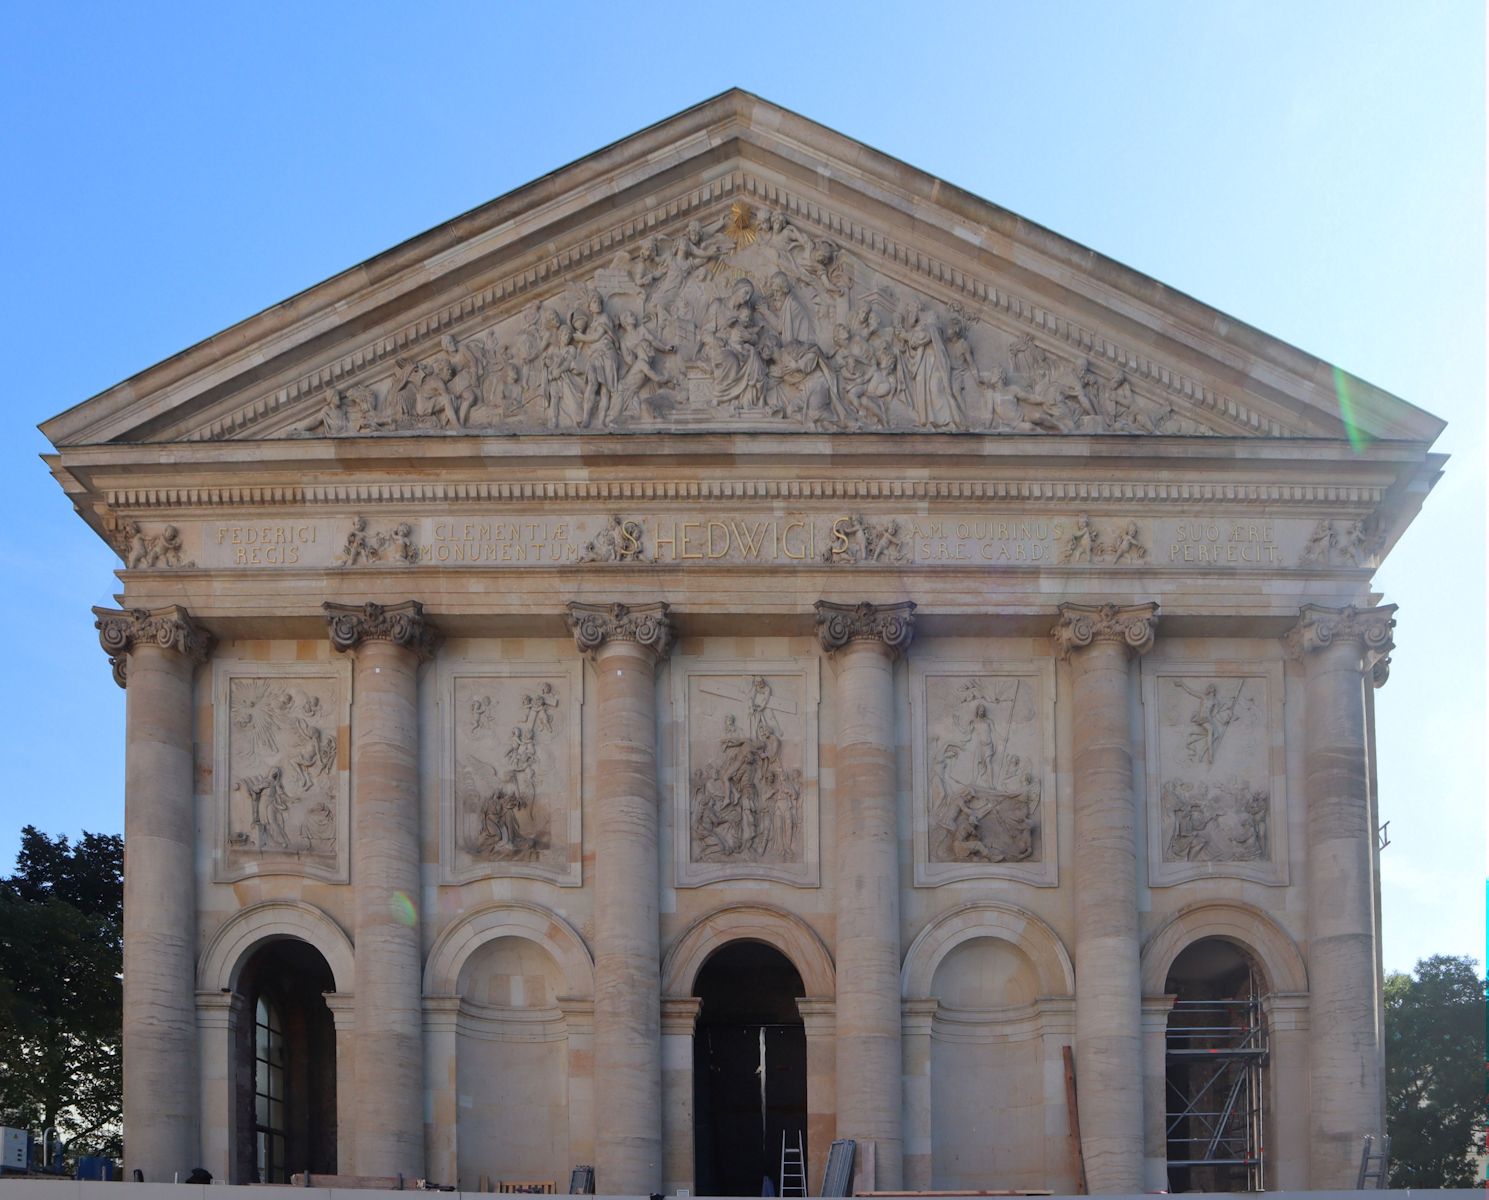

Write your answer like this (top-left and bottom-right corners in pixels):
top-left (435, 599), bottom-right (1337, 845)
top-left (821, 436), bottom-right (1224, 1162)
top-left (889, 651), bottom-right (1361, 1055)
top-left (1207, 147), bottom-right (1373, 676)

top-left (815, 599), bottom-right (915, 1190)
top-left (94, 605), bottom-right (213, 1182)
top-left (1284, 603), bottom-right (1394, 1187)
top-left (1051, 601), bottom-right (1157, 1194)
top-left (324, 601), bottom-right (436, 1179)
top-left (565, 601), bottom-right (674, 1195)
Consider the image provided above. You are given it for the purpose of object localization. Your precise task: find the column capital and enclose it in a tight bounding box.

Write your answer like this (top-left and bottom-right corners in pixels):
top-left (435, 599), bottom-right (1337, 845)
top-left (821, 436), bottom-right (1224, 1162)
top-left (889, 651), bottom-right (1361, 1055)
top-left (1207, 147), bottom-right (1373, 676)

top-left (1282, 602), bottom-right (1396, 671)
top-left (565, 600), bottom-right (674, 660)
top-left (1050, 601), bottom-right (1158, 661)
top-left (323, 600), bottom-right (436, 660)
top-left (813, 599), bottom-right (916, 656)
top-left (93, 605), bottom-right (213, 688)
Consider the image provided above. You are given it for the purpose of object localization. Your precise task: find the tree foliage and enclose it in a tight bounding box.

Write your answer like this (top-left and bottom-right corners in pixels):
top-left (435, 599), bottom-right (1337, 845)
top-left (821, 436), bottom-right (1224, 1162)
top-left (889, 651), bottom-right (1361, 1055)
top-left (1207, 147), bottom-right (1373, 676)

top-left (0, 826), bottom-right (123, 1160)
top-left (1384, 953), bottom-right (1486, 1188)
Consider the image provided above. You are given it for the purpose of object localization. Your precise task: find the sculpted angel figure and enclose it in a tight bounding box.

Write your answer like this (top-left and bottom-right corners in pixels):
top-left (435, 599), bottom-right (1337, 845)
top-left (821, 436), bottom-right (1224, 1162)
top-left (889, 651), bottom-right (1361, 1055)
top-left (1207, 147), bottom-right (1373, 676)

top-left (761, 208), bottom-right (813, 276)
top-left (572, 296), bottom-right (622, 427)
top-left (1062, 513), bottom-right (1097, 563)
top-left (289, 719), bottom-right (337, 791)
top-left (1175, 679), bottom-right (1245, 765)
top-left (289, 388), bottom-right (356, 437)
top-left (1299, 520), bottom-right (1333, 565)
top-left (1110, 520), bottom-right (1147, 563)
top-left (438, 333), bottom-right (485, 428)
top-left (617, 310), bottom-right (674, 413)
top-left (339, 516), bottom-right (377, 565)
top-left (240, 767), bottom-right (291, 850)
top-left (895, 304), bottom-right (963, 429)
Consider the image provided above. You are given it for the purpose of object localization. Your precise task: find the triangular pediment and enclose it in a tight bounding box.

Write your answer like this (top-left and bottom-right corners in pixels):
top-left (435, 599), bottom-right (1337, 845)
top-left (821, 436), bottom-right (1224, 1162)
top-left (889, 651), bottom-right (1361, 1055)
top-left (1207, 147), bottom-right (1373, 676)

top-left (41, 90), bottom-right (1443, 450)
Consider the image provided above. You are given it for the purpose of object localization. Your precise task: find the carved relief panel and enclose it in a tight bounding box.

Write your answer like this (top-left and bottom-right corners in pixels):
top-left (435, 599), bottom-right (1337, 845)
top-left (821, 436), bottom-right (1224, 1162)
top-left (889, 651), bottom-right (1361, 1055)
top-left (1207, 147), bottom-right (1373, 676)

top-left (440, 662), bottom-right (583, 886)
top-left (911, 661), bottom-right (1058, 887)
top-left (672, 658), bottom-right (820, 888)
top-left (1142, 661), bottom-right (1288, 886)
top-left (213, 661), bottom-right (351, 883)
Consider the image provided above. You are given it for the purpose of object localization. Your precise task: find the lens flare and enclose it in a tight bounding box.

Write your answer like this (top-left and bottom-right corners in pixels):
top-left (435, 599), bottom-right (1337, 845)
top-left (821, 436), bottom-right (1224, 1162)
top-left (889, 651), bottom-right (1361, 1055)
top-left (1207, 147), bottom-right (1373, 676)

top-left (1332, 366), bottom-right (1372, 454)
top-left (391, 890), bottom-right (417, 926)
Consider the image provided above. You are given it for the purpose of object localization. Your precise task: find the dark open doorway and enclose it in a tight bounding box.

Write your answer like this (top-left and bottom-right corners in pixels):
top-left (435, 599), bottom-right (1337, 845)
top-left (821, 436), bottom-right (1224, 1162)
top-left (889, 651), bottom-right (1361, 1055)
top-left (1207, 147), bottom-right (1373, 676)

top-left (692, 941), bottom-right (807, 1197)
top-left (234, 938), bottom-right (338, 1183)
top-left (1164, 938), bottom-right (1267, 1193)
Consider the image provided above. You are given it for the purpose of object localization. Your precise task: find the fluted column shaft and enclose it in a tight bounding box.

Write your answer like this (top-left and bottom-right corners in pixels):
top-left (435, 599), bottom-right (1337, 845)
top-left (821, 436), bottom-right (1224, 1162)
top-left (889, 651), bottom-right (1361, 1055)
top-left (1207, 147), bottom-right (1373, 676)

top-left (567, 601), bottom-right (674, 1195)
top-left (1286, 604), bottom-right (1393, 1186)
top-left (95, 606), bottom-right (212, 1183)
top-left (1053, 602), bottom-right (1156, 1195)
top-left (325, 601), bottom-right (433, 1179)
top-left (816, 600), bottom-right (914, 1189)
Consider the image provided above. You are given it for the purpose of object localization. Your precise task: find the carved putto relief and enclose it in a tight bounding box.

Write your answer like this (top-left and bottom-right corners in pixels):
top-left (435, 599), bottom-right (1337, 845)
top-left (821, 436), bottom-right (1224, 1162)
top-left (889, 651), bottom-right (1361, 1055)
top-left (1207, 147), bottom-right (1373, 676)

top-left (674, 659), bottom-right (819, 887)
top-left (577, 515), bottom-right (650, 563)
top-left (821, 514), bottom-right (911, 565)
top-left (116, 521), bottom-right (195, 568)
top-left (216, 668), bottom-right (349, 882)
top-left (270, 201), bottom-right (1222, 440)
top-left (1057, 514), bottom-right (1149, 565)
top-left (1297, 515), bottom-right (1385, 568)
top-left (336, 516), bottom-right (417, 566)
top-left (444, 667), bottom-right (581, 886)
top-left (912, 664), bottom-right (1057, 887)
top-left (1145, 665), bottom-right (1286, 886)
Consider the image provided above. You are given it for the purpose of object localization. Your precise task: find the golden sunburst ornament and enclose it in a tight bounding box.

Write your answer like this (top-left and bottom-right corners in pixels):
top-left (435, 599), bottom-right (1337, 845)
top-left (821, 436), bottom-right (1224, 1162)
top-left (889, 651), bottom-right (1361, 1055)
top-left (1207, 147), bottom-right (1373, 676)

top-left (723, 201), bottom-right (758, 249)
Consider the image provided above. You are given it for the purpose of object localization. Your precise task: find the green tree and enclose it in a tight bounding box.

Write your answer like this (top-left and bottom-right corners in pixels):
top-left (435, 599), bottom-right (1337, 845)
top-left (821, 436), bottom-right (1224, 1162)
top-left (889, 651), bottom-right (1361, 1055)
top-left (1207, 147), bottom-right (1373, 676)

top-left (0, 826), bottom-right (124, 1162)
top-left (1384, 953), bottom-right (1487, 1187)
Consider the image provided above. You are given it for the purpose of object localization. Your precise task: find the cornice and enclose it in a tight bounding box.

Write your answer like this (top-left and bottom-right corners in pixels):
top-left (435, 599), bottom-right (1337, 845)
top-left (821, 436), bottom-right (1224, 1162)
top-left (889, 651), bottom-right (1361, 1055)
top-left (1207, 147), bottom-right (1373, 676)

top-left (181, 168), bottom-right (1295, 444)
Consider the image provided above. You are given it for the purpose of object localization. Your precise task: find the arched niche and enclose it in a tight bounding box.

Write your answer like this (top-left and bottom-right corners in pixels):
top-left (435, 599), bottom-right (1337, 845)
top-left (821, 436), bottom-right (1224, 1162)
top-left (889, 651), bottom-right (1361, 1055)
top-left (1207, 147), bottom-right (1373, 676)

top-left (423, 900), bottom-right (594, 998)
top-left (661, 903), bottom-right (835, 998)
top-left (1141, 901), bottom-right (1308, 997)
top-left (198, 900), bottom-right (354, 993)
top-left (901, 901), bottom-right (1074, 999)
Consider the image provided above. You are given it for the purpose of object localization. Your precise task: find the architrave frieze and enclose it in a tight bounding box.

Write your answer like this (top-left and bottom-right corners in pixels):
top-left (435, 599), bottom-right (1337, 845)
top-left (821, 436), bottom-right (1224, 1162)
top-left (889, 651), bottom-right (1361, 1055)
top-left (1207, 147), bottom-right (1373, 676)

top-left (99, 476), bottom-right (1391, 512)
top-left (164, 168), bottom-right (1299, 445)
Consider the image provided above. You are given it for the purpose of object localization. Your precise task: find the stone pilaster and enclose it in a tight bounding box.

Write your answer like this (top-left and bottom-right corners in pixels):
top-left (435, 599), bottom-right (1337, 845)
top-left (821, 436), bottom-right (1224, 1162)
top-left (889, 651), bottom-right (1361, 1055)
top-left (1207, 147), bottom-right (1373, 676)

top-left (322, 992), bottom-right (357, 1175)
top-left (815, 599), bottom-right (914, 1189)
top-left (324, 600), bottom-right (435, 1179)
top-left (1283, 603), bottom-right (1394, 1186)
top-left (660, 997), bottom-right (702, 1194)
top-left (1051, 601), bottom-right (1157, 1194)
top-left (565, 601), bottom-right (674, 1195)
top-left (94, 605), bottom-right (212, 1182)
top-left (795, 996), bottom-right (838, 1194)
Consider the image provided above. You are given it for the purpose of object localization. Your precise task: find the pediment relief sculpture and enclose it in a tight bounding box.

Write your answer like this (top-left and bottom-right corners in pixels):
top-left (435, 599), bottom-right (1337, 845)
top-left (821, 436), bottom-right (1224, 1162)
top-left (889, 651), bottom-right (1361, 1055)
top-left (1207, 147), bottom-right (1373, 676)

top-left (257, 202), bottom-right (1238, 442)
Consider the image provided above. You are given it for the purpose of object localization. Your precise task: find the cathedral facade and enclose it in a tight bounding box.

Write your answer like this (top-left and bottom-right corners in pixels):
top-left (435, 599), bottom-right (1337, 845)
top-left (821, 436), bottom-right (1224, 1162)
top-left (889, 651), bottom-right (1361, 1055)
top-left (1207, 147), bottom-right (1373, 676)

top-left (43, 92), bottom-right (1441, 1194)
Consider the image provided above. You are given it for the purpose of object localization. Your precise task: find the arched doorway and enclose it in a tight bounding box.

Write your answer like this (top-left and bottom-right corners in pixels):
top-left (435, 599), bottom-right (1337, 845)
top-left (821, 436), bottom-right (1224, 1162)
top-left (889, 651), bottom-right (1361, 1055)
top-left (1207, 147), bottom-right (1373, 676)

top-left (692, 941), bottom-right (807, 1196)
top-left (233, 939), bottom-right (337, 1183)
top-left (1164, 938), bottom-right (1267, 1193)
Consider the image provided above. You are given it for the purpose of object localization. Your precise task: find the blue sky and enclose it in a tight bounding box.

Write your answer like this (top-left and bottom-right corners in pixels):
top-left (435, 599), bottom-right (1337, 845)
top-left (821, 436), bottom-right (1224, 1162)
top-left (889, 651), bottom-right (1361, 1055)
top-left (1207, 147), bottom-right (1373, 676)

top-left (1, 2), bottom-right (1482, 972)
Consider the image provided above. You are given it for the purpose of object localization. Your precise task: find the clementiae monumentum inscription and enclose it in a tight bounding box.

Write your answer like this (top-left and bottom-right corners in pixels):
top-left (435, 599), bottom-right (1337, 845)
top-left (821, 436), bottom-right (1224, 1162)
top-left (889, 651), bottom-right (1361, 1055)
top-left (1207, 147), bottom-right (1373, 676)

top-left (146, 512), bottom-right (1316, 569)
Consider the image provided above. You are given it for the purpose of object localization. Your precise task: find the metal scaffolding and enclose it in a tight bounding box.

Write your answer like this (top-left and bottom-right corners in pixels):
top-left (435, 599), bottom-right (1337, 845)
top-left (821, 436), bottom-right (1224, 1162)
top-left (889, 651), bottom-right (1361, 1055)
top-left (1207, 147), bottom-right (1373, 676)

top-left (1165, 995), bottom-right (1267, 1192)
